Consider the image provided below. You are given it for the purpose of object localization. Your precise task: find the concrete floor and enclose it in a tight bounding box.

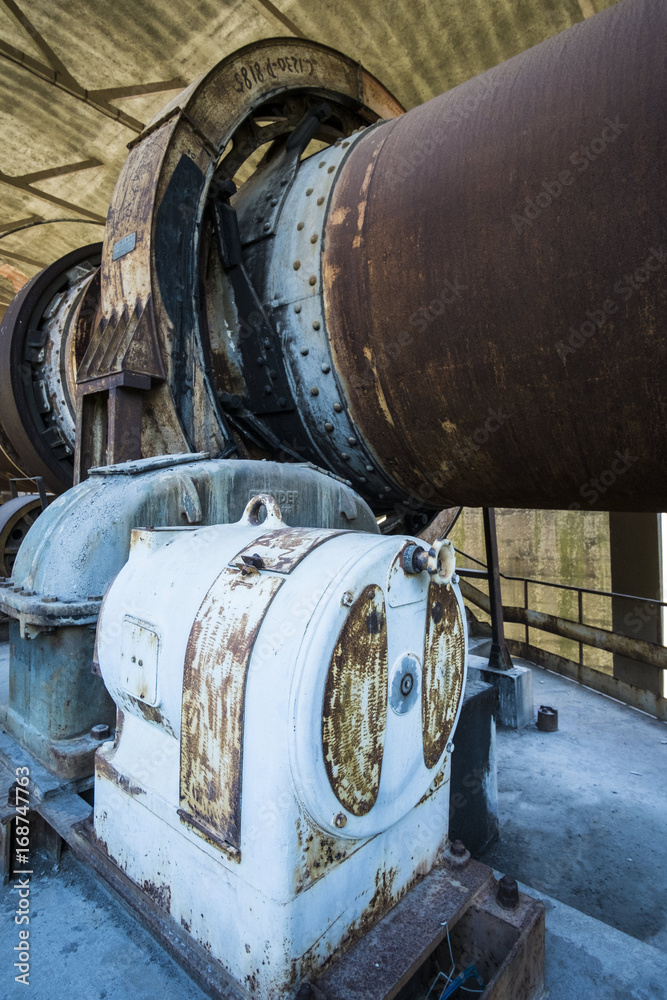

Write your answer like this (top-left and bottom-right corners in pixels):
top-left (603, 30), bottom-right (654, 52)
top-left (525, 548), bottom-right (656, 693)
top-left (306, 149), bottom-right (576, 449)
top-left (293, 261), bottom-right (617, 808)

top-left (1, 640), bottom-right (666, 998)
top-left (477, 654), bottom-right (667, 954)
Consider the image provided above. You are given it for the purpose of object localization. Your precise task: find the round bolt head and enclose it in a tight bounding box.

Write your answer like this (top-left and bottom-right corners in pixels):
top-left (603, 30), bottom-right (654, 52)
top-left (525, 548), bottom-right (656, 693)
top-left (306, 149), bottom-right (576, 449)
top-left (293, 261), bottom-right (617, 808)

top-left (301, 347), bottom-right (309, 356)
top-left (334, 812), bottom-right (347, 829)
top-left (450, 839), bottom-right (467, 857)
top-left (263, 222), bottom-right (271, 231)
top-left (341, 452), bottom-right (350, 461)
top-left (341, 590), bottom-right (354, 606)
top-left (310, 386), bottom-right (319, 396)
top-left (297, 222), bottom-right (304, 231)
top-left (91, 723), bottom-right (110, 741)
top-left (317, 196), bottom-right (325, 205)
top-left (293, 260), bottom-right (301, 270)
top-left (497, 875), bottom-right (519, 910)
top-left (313, 321), bottom-right (321, 331)
top-left (324, 422), bottom-right (334, 432)
top-left (310, 234), bottom-right (318, 243)
top-left (333, 402), bottom-right (343, 413)
top-left (306, 188), bottom-right (313, 196)
top-left (446, 740), bottom-right (455, 754)
top-left (294, 304), bottom-right (302, 314)
top-left (308, 275), bottom-right (317, 286)
top-left (347, 436), bottom-right (357, 446)
top-left (321, 362), bottom-right (330, 373)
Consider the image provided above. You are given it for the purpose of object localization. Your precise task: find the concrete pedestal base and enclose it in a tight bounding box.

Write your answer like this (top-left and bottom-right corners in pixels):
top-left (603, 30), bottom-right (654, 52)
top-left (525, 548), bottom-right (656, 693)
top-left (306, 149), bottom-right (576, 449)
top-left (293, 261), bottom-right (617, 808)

top-left (468, 651), bottom-right (534, 729)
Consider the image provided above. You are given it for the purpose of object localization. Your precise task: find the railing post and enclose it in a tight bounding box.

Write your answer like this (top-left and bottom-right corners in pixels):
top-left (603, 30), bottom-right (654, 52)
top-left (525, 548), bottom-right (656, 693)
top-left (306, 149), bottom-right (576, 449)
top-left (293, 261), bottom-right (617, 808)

top-left (524, 578), bottom-right (529, 649)
top-left (483, 507), bottom-right (513, 670)
top-left (578, 589), bottom-right (584, 668)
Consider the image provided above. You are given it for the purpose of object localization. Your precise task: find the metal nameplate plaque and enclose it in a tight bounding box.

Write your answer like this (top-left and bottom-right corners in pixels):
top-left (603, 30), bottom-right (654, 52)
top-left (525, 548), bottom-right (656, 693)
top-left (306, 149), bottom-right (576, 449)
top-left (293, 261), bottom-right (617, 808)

top-left (112, 232), bottom-right (137, 261)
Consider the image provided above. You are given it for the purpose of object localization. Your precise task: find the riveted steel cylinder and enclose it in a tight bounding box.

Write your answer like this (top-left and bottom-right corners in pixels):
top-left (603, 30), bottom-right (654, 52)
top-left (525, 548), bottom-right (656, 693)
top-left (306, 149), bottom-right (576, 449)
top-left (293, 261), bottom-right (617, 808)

top-left (320, 0), bottom-right (667, 511)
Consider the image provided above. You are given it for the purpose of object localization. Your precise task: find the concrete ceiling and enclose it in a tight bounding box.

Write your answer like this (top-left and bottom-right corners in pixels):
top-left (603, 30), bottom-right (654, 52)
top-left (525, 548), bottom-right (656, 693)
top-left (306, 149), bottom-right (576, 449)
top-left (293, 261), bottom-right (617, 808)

top-left (0, 0), bottom-right (620, 314)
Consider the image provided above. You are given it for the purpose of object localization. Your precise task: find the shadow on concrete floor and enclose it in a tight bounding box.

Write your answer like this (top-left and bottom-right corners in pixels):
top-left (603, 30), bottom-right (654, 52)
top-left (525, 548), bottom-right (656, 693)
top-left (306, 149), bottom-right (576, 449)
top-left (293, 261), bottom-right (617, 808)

top-left (478, 658), bottom-right (667, 954)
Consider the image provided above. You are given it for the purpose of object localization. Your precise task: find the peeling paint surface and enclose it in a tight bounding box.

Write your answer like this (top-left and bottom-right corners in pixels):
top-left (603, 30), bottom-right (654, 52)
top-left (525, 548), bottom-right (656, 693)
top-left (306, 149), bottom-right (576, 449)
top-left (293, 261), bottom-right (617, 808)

top-left (180, 568), bottom-right (283, 850)
top-left (322, 584), bottom-right (388, 816)
top-left (422, 582), bottom-right (465, 768)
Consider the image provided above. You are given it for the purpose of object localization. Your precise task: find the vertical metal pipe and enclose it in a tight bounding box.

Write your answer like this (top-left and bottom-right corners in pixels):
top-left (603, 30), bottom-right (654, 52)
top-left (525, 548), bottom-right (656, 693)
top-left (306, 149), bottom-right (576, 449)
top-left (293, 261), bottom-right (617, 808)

top-left (483, 507), bottom-right (513, 670)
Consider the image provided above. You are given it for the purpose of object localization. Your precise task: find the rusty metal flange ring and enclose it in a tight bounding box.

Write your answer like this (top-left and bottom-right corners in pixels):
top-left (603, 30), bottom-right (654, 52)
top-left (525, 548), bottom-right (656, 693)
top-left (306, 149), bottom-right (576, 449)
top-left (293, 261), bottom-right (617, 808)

top-left (96, 38), bottom-right (403, 463)
top-left (0, 244), bottom-right (102, 494)
top-left (0, 495), bottom-right (43, 578)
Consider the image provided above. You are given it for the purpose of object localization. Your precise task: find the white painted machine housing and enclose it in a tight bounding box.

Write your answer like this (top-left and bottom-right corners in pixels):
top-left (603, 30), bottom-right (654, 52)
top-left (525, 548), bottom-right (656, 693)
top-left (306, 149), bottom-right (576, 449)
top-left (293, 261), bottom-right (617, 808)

top-left (95, 495), bottom-right (467, 998)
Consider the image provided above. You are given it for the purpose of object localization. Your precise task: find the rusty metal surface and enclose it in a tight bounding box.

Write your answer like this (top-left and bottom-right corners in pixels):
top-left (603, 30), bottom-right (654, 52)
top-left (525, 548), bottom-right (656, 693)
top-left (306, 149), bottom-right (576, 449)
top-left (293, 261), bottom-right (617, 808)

top-left (322, 584), bottom-right (388, 816)
top-left (231, 525), bottom-right (346, 574)
top-left (314, 857), bottom-right (544, 1000)
top-left (294, 808), bottom-right (351, 894)
top-left (422, 583), bottom-right (465, 769)
top-left (179, 566), bottom-right (283, 852)
top-left (460, 880), bottom-right (546, 1000)
top-left (93, 38), bottom-right (402, 472)
top-left (315, 858), bottom-right (492, 999)
top-left (0, 244), bottom-right (101, 493)
top-left (323, 0), bottom-right (667, 512)
top-left (0, 494), bottom-right (42, 577)
top-left (418, 508), bottom-right (461, 545)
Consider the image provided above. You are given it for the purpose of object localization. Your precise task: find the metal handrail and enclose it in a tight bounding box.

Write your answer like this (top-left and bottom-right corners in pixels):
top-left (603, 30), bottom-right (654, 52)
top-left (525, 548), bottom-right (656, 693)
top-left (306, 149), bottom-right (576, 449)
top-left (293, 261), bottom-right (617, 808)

top-left (455, 547), bottom-right (667, 608)
top-left (454, 546), bottom-right (667, 720)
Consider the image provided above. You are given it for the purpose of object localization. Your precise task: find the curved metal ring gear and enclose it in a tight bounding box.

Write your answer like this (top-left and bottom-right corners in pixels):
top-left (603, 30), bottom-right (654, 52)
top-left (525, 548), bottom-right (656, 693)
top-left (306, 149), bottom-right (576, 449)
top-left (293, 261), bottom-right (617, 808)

top-left (0, 495), bottom-right (43, 578)
top-left (0, 244), bottom-right (102, 494)
top-left (92, 39), bottom-right (403, 469)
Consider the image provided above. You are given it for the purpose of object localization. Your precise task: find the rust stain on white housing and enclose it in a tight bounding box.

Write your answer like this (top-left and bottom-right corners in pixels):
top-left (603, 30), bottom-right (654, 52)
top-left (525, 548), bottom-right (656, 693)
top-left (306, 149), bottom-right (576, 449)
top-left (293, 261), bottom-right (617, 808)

top-left (322, 583), bottom-right (388, 816)
top-left (180, 567), bottom-right (283, 852)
